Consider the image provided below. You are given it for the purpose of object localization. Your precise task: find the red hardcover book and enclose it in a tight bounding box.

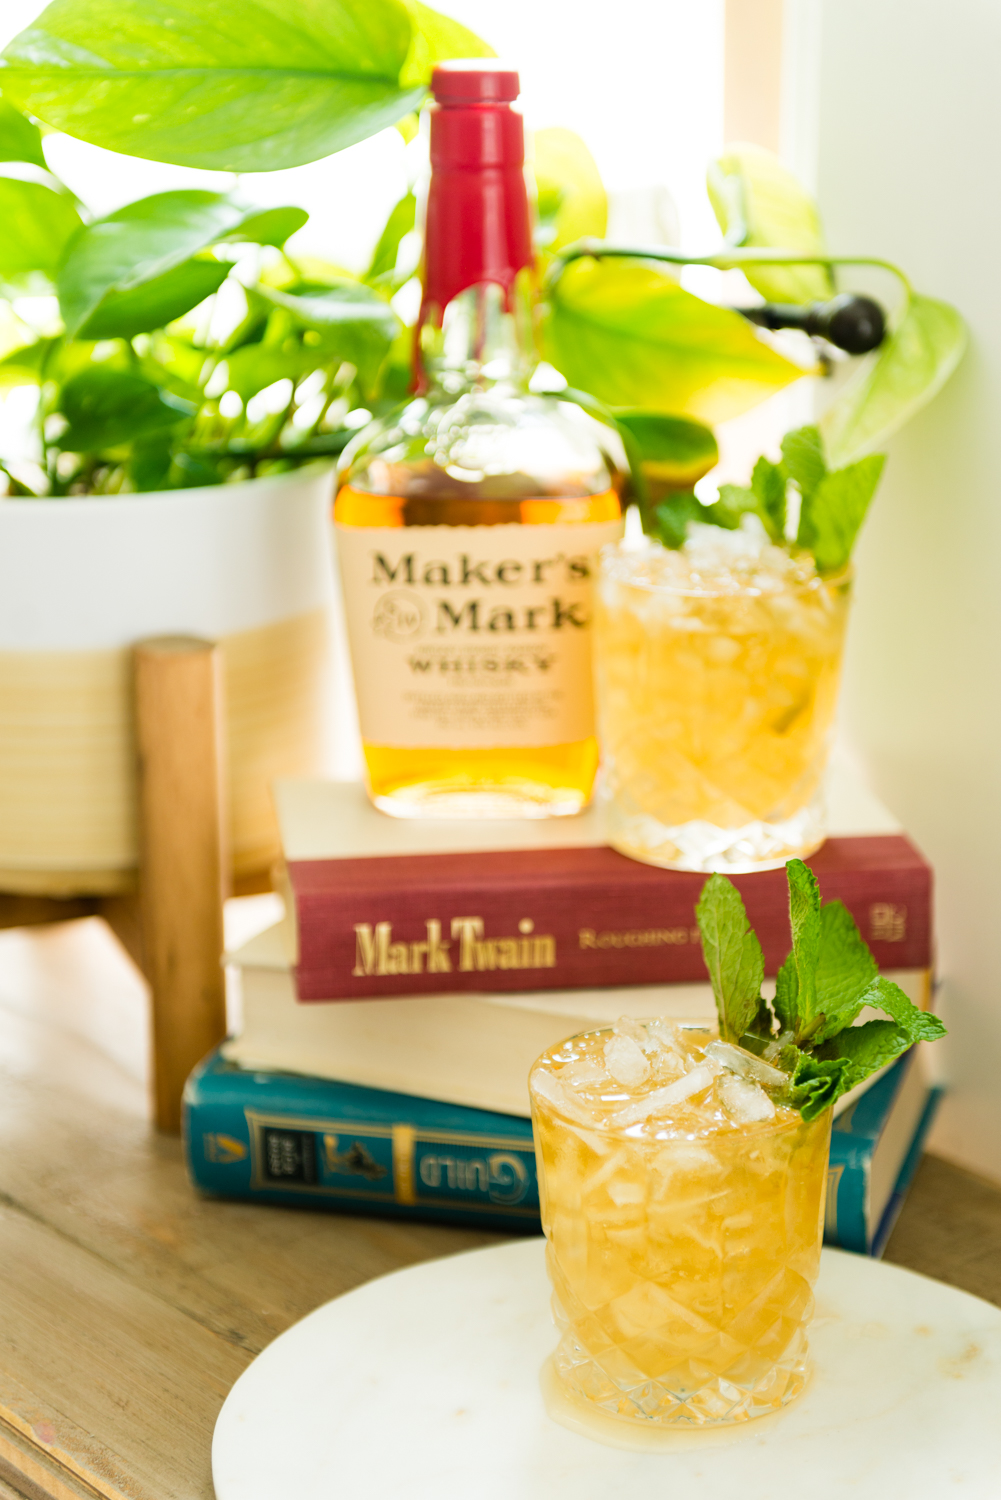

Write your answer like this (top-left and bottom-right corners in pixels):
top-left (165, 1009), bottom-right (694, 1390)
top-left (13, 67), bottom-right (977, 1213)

top-left (281, 783), bottom-right (931, 1001)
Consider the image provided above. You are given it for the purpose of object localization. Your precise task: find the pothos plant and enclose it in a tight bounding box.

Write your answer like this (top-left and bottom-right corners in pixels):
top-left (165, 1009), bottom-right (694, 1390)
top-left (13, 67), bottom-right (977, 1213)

top-left (0, 0), bottom-right (967, 552)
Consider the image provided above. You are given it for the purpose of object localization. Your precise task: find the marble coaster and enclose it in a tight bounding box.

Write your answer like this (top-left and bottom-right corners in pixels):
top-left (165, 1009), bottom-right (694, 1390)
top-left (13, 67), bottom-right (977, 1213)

top-left (213, 1239), bottom-right (1001, 1499)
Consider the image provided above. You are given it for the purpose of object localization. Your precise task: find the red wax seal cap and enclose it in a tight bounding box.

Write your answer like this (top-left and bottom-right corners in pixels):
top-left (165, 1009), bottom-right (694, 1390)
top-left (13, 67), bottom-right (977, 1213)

top-left (420, 60), bottom-right (534, 329)
top-left (430, 61), bottom-right (521, 104)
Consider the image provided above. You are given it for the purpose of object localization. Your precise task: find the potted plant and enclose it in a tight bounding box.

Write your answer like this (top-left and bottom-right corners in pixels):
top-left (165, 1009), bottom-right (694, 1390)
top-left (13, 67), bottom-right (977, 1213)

top-left (0, 0), bottom-right (965, 891)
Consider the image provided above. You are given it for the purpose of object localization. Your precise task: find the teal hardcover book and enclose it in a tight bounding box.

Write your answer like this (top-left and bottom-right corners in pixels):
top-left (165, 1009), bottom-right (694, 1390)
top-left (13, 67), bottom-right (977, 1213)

top-left (183, 1049), bottom-right (540, 1232)
top-left (825, 1050), bottom-right (942, 1256)
top-left (185, 1047), bottom-right (939, 1249)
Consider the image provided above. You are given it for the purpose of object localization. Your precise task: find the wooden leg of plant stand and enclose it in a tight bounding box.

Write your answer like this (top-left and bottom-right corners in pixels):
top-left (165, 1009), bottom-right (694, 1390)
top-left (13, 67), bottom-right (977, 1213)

top-left (134, 637), bottom-right (228, 1133)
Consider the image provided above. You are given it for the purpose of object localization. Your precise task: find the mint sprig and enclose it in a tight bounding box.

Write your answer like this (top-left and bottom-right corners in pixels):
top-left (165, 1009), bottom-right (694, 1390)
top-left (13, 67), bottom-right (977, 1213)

top-left (655, 424), bottom-right (885, 577)
top-left (695, 859), bottom-right (946, 1119)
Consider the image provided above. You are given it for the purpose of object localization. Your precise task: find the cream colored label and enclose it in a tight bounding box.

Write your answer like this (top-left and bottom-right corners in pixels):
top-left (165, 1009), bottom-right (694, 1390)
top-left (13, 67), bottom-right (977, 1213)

top-left (336, 520), bottom-right (623, 748)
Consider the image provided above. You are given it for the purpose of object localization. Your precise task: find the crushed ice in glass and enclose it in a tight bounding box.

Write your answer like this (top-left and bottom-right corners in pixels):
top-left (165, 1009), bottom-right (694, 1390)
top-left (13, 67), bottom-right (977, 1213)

top-left (533, 1017), bottom-right (795, 1138)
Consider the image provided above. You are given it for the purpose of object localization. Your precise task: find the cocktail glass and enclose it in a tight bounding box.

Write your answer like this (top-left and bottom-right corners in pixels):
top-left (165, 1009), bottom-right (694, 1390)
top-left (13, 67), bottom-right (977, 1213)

top-left (593, 530), bottom-right (851, 872)
top-left (530, 1021), bottom-right (831, 1429)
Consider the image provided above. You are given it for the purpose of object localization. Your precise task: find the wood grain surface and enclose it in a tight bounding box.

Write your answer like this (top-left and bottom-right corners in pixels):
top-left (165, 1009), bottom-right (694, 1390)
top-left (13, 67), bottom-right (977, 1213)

top-left (0, 915), bottom-right (995, 1500)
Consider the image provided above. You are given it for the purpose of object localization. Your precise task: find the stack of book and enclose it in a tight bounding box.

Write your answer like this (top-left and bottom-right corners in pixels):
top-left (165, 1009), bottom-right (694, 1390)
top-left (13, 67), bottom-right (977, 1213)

top-left (184, 765), bottom-right (942, 1254)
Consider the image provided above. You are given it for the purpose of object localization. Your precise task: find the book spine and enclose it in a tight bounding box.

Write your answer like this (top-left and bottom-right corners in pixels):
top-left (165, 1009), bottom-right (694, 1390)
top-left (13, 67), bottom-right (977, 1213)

top-left (290, 837), bottom-right (932, 1000)
top-left (184, 1075), bottom-right (541, 1232)
top-left (823, 1141), bottom-right (872, 1255)
top-left (869, 1087), bottom-right (943, 1259)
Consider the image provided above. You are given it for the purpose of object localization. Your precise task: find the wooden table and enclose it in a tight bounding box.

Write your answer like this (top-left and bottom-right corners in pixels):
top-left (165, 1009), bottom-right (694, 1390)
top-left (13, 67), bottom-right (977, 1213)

top-left (0, 918), bottom-right (998, 1500)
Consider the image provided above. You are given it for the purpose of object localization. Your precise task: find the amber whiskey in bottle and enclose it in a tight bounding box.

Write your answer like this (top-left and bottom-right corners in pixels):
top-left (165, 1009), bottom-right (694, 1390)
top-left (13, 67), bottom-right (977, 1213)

top-left (334, 62), bottom-right (622, 817)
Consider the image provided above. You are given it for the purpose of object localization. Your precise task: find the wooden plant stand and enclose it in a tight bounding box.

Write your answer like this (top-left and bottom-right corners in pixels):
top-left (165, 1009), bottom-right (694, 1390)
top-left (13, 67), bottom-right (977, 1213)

top-left (0, 636), bottom-right (237, 1133)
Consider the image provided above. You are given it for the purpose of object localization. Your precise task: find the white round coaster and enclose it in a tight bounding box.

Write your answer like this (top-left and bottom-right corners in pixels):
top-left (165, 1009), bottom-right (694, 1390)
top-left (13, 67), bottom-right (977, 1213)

top-left (213, 1239), bottom-right (1001, 1500)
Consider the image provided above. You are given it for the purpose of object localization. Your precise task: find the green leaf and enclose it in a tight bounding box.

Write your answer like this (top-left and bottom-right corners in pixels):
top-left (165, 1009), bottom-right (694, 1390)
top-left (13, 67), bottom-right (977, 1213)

top-left (225, 206), bottom-right (310, 250)
top-left (719, 455), bottom-right (786, 540)
top-left (532, 127), bottom-right (607, 253)
top-left (58, 190), bottom-right (306, 336)
top-left (797, 452), bottom-right (885, 574)
top-left (854, 975), bottom-right (947, 1045)
top-left (757, 456), bottom-right (787, 539)
top-left (223, 340), bottom-right (317, 401)
top-left (57, 365), bottom-right (194, 450)
top-left (786, 859), bottom-right (822, 1040)
top-left (254, 279), bottom-right (397, 395)
top-left (399, 1), bottom-right (494, 88)
top-left (788, 1054), bottom-right (852, 1121)
top-left (780, 424), bottom-right (826, 500)
top-left (366, 191), bottom-right (416, 283)
top-left (695, 874), bottom-right (765, 1045)
top-left (812, 974), bottom-right (945, 1093)
top-left (544, 257), bottom-right (804, 425)
top-left (128, 435), bottom-right (175, 492)
top-left (614, 411), bottom-right (718, 491)
top-left (78, 257), bottom-right (231, 339)
top-left (809, 901), bottom-right (878, 1044)
top-left (773, 951), bottom-right (799, 1035)
top-left (0, 0), bottom-right (424, 172)
top-left (648, 491), bottom-right (710, 548)
top-left (0, 336), bottom-right (55, 384)
top-left (707, 144), bottom-right (833, 305)
top-left (0, 95), bottom-right (47, 169)
top-left (819, 1020), bottom-right (911, 1090)
top-left (0, 176), bottom-right (81, 280)
top-left (822, 294), bottom-right (967, 466)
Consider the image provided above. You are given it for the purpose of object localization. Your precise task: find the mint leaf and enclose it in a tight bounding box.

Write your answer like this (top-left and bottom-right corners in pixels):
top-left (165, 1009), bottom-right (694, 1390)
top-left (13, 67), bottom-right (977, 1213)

top-left (855, 975), bottom-right (946, 1044)
top-left (773, 950), bottom-right (799, 1035)
top-left (818, 1019), bottom-right (910, 1089)
top-left (716, 456), bottom-right (786, 542)
top-left (780, 424), bottom-right (826, 501)
top-left (786, 859), bottom-right (822, 1039)
top-left (750, 454), bottom-right (787, 540)
top-left (696, 874), bottom-right (765, 1044)
top-left (816, 978), bottom-right (945, 1089)
top-left (788, 1054), bottom-right (852, 1121)
top-left (809, 900), bottom-right (879, 1043)
top-left (738, 995), bottom-right (778, 1054)
top-left (716, 482), bottom-right (758, 525)
top-left (797, 453), bottom-right (885, 574)
top-left (649, 491), bottom-right (707, 548)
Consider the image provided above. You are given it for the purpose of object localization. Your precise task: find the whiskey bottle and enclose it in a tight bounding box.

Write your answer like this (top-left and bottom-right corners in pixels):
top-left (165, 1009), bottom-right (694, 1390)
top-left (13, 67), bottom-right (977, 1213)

top-left (335, 61), bottom-right (623, 818)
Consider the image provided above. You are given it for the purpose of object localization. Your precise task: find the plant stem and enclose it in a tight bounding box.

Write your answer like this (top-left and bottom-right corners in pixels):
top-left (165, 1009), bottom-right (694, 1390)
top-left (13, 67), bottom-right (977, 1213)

top-left (547, 240), bottom-right (914, 298)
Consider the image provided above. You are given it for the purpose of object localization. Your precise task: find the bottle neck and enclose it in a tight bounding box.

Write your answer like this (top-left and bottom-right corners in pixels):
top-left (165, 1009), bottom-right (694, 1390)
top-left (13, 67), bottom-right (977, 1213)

top-left (419, 276), bottom-right (536, 396)
top-left (416, 82), bottom-right (535, 397)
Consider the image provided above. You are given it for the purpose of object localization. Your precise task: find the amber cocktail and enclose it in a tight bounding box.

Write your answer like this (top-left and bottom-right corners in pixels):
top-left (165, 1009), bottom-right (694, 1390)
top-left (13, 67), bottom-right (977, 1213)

top-left (530, 1020), bottom-right (830, 1428)
top-left (593, 527), bottom-right (850, 871)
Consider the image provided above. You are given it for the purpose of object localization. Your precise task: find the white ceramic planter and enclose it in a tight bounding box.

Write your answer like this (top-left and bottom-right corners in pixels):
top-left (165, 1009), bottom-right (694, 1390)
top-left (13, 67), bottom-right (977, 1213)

top-left (0, 464), bottom-right (347, 895)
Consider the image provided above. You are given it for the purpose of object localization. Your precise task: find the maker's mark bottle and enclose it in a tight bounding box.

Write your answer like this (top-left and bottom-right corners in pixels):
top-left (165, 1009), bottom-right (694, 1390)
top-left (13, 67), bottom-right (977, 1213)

top-left (335, 62), bottom-right (623, 818)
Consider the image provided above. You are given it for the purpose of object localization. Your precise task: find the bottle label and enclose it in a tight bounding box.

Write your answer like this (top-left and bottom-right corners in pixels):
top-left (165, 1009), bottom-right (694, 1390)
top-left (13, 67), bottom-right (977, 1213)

top-left (336, 519), bottom-right (624, 748)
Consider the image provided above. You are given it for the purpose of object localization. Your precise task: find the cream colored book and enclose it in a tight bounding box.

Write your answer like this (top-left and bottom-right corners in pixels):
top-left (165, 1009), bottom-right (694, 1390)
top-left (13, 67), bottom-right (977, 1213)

top-left (222, 921), bottom-right (929, 1119)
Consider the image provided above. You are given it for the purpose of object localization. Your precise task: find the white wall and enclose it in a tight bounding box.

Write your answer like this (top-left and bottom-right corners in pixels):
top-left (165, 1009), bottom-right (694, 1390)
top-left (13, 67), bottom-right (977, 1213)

top-left (787, 0), bottom-right (1001, 1181)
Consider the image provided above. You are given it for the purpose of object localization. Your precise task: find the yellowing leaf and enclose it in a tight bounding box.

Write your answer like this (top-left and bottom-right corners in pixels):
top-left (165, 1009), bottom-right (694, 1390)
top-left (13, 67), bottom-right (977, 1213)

top-left (400, 2), bottom-right (495, 88)
top-left (821, 293), bottom-right (966, 465)
top-left (544, 257), bottom-right (804, 425)
top-left (708, 143), bottom-right (833, 305)
top-left (532, 127), bottom-right (606, 252)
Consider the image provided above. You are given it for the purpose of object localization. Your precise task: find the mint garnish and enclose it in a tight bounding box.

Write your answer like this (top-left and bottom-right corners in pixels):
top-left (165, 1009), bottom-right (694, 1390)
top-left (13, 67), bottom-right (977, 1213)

top-left (695, 859), bottom-right (946, 1119)
top-left (780, 424), bottom-right (826, 500)
top-left (797, 453), bottom-right (885, 574)
top-left (654, 422), bottom-right (886, 577)
top-left (695, 873), bottom-right (765, 1045)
